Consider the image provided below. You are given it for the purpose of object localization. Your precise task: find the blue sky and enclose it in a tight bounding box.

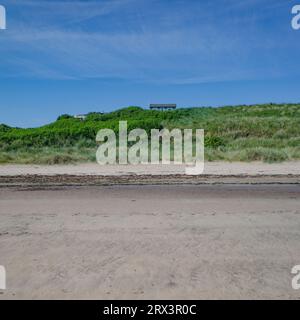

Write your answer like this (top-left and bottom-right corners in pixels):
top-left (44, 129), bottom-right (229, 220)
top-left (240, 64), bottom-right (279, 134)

top-left (0, 0), bottom-right (300, 127)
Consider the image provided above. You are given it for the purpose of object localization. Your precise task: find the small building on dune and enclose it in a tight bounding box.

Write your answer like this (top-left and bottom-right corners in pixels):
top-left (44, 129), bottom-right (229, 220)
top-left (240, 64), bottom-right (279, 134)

top-left (74, 114), bottom-right (88, 121)
top-left (149, 104), bottom-right (177, 111)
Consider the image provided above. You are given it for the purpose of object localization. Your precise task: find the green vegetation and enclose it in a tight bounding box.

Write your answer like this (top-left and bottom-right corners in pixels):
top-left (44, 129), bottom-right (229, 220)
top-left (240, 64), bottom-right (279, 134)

top-left (0, 104), bottom-right (299, 164)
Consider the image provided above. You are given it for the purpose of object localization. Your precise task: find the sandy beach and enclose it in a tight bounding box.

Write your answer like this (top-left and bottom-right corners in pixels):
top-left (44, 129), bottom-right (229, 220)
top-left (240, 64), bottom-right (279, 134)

top-left (0, 161), bottom-right (299, 187)
top-left (0, 183), bottom-right (300, 300)
top-left (0, 162), bottom-right (299, 299)
top-left (0, 161), bottom-right (300, 176)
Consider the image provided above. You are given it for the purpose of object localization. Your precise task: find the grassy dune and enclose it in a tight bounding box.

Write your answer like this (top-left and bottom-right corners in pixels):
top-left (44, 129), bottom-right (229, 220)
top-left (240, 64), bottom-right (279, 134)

top-left (0, 103), bottom-right (299, 164)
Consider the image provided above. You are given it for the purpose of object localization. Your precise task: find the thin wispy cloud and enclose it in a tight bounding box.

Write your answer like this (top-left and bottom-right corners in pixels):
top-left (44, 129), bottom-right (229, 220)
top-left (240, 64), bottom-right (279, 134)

top-left (0, 0), bottom-right (298, 83)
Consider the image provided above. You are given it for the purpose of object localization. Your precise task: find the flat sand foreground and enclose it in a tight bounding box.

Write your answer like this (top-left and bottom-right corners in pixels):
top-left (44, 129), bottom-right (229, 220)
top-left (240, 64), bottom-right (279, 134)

top-left (0, 184), bottom-right (300, 299)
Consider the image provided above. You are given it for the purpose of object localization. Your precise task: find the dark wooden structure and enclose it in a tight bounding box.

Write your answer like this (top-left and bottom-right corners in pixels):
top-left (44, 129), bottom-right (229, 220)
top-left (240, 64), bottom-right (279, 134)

top-left (150, 104), bottom-right (177, 111)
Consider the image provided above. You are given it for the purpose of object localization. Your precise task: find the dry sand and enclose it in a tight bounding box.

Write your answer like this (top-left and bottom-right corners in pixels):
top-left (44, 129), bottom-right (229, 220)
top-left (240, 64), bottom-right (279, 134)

top-left (0, 161), bottom-right (300, 176)
top-left (0, 161), bottom-right (299, 187)
top-left (0, 184), bottom-right (300, 300)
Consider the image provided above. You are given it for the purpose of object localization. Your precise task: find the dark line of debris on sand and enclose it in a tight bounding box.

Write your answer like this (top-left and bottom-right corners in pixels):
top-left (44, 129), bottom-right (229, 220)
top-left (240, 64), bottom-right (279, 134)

top-left (0, 174), bottom-right (299, 188)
